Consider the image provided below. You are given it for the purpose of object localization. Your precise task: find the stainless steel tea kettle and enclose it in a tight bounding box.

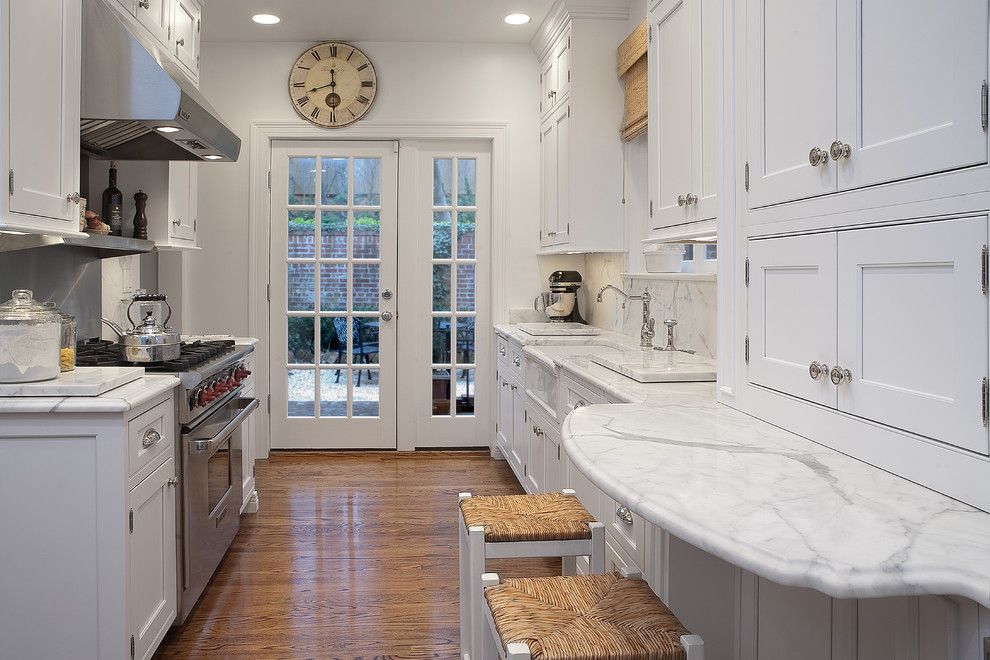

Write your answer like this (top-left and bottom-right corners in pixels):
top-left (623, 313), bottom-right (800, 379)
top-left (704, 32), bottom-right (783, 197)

top-left (102, 292), bottom-right (181, 363)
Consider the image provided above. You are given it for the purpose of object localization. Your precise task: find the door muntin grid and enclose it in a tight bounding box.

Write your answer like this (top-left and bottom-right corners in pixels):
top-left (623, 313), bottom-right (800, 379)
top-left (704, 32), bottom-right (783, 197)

top-left (286, 155), bottom-right (383, 419)
top-left (431, 157), bottom-right (477, 417)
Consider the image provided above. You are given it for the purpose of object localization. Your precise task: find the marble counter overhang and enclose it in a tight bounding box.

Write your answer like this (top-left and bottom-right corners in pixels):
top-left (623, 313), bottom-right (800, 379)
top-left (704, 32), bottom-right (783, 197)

top-left (0, 375), bottom-right (180, 413)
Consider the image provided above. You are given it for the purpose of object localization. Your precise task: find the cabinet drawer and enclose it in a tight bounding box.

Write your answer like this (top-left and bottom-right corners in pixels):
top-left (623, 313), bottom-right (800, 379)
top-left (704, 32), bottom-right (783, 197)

top-left (508, 343), bottom-right (525, 379)
top-left (605, 495), bottom-right (647, 570)
top-left (496, 335), bottom-right (510, 365)
top-left (526, 358), bottom-right (557, 413)
top-left (605, 535), bottom-right (641, 575)
top-left (128, 399), bottom-right (174, 480)
top-left (559, 374), bottom-right (605, 418)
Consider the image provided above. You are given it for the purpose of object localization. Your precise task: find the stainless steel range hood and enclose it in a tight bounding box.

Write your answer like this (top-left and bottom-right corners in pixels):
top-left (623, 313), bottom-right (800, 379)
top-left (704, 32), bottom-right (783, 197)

top-left (80, 0), bottom-right (240, 162)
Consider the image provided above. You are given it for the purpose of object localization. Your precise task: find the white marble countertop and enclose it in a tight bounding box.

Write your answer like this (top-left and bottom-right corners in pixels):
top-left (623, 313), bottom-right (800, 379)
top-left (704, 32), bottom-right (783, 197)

top-left (0, 366), bottom-right (145, 397)
top-left (0, 375), bottom-right (179, 413)
top-left (563, 401), bottom-right (990, 608)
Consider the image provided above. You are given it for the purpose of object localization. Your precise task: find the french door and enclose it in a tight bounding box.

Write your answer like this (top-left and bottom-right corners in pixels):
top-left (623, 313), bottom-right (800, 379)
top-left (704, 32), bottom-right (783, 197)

top-left (269, 141), bottom-right (398, 448)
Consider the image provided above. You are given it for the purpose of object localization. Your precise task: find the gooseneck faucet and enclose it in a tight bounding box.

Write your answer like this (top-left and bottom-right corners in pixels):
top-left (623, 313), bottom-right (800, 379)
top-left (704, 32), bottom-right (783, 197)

top-left (596, 285), bottom-right (655, 348)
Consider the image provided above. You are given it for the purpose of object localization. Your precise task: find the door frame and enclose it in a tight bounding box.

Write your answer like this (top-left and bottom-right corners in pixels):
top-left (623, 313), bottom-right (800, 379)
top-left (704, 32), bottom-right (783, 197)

top-left (247, 120), bottom-right (509, 456)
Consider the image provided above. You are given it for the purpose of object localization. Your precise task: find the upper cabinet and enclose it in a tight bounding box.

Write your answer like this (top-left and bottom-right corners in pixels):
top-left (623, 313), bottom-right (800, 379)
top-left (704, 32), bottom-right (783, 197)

top-left (1, 0), bottom-right (83, 236)
top-left (648, 0), bottom-right (720, 233)
top-left (172, 0), bottom-right (202, 75)
top-left (114, 0), bottom-right (202, 83)
top-left (746, 0), bottom-right (989, 209)
top-left (129, 0), bottom-right (171, 46)
top-left (536, 12), bottom-right (628, 253)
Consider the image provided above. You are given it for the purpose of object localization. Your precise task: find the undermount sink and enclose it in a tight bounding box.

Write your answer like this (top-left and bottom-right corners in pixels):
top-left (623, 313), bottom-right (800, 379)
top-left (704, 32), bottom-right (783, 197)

top-left (590, 351), bottom-right (716, 383)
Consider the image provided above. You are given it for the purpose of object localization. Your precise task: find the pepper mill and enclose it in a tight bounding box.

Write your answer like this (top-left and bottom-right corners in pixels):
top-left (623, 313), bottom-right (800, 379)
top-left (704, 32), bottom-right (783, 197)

top-left (132, 190), bottom-right (148, 240)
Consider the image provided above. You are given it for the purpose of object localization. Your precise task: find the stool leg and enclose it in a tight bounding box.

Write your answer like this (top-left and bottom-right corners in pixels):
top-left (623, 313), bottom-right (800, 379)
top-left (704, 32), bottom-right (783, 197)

top-left (561, 555), bottom-right (577, 576)
top-left (680, 634), bottom-right (705, 660)
top-left (480, 573), bottom-right (501, 660)
top-left (589, 521), bottom-right (606, 574)
top-left (468, 525), bottom-right (487, 660)
top-left (458, 493), bottom-right (473, 658)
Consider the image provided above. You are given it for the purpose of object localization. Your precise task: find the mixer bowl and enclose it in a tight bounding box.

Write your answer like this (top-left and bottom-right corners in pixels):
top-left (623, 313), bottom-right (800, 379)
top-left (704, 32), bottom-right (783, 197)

top-left (536, 292), bottom-right (576, 321)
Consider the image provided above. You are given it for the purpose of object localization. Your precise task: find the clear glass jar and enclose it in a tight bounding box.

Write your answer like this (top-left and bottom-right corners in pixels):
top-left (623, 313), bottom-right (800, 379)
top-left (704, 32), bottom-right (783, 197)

top-left (44, 302), bottom-right (77, 372)
top-left (0, 289), bottom-right (61, 383)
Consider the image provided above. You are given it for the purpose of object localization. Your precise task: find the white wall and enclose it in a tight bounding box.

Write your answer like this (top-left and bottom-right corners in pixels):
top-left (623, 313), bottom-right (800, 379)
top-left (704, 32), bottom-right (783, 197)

top-left (185, 39), bottom-right (544, 335)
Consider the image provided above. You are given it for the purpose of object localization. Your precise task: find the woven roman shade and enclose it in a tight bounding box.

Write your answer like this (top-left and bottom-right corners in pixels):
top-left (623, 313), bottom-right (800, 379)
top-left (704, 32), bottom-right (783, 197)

top-left (618, 20), bottom-right (648, 141)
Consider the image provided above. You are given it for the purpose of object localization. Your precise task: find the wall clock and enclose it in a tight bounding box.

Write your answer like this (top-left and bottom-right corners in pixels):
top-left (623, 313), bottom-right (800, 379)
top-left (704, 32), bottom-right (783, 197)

top-left (288, 41), bottom-right (378, 128)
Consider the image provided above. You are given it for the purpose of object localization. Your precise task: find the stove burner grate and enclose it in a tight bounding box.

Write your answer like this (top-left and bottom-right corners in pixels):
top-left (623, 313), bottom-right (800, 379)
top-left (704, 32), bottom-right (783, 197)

top-left (75, 339), bottom-right (236, 371)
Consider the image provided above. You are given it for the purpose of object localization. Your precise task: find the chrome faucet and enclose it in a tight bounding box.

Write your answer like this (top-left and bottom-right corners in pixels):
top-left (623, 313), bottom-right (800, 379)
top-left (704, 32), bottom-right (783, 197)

top-left (654, 318), bottom-right (696, 354)
top-left (596, 285), bottom-right (655, 348)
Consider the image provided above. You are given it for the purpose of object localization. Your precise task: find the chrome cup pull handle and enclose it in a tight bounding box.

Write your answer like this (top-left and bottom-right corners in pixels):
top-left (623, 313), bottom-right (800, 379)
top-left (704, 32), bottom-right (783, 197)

top-left (142, 428), bottom-right (162, 448)
top-left (616, 506), bottom-right (634, 525)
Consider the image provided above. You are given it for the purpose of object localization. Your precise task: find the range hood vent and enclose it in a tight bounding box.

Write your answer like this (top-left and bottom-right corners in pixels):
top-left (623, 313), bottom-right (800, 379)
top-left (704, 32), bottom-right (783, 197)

top-left (80, 0), bottom-right (240, 162)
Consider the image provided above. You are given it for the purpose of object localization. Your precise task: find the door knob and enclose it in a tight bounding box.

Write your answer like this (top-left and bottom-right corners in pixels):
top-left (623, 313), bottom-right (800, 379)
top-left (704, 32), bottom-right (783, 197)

top-left (381, 289), bottom-right (393, 300)
top-left (809, 146), bottom-right (829, 167)
top-left (380, 310), bottom-right (394, 322)
top-left (829, 140), bottom-right (852, 161)
top-left (809, 361), bottom-right (828, 381)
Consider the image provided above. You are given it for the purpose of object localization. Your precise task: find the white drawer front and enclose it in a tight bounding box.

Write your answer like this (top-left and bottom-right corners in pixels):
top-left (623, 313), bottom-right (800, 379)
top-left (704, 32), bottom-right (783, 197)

top-left (496, 335), bottom-right (510, 365)
top-left (560, 374), bottom-right (605, 418)
top-left (128, 399), bottom-right (174, 480)
top-left (606, 495), bottom-right (647, 570)
top-left (508, 343), bottom-right (525, 379)
top-left (526, 359), bottom-right (557, 412)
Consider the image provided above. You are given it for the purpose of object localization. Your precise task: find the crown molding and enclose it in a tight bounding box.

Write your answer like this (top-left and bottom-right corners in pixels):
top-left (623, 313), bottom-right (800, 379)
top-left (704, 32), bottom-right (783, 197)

top-left (530, 0), bottom-right (632, 59)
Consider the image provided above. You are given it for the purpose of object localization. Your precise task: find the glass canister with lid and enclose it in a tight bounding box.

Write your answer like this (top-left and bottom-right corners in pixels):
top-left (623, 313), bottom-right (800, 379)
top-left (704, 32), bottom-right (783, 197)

top-left (44, 302), bottom-right (77, 372)
top-left (0, 289), bottom-right (61, 383)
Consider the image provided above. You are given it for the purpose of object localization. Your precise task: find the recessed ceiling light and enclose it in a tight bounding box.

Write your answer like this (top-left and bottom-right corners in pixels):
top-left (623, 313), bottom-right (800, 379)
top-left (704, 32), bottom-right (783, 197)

top-left (203, 155), bottom-right (223, 160)
top-left (503, 13), bottom-right (531, 25)
top-left (156, 126), bottom-right (180, 133)
top-left (252, 13), bottom-right (280, 25)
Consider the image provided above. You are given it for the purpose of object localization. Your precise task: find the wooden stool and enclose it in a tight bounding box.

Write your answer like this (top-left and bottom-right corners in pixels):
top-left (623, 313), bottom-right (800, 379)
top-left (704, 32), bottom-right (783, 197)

top-left (459, 491), bottom-right (605, 660)
top-left (481, 568), bottom-right (704, 660)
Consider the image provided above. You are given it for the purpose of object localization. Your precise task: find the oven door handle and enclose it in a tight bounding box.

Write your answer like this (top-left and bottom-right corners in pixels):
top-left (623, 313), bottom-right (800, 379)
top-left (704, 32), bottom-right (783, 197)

top-left (188, 397), bottom-right (259, 454)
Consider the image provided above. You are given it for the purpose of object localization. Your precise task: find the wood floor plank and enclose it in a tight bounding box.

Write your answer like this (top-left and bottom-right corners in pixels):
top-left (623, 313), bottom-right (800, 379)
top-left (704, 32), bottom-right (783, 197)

top-left (154, 451), bottom-right (558, 659)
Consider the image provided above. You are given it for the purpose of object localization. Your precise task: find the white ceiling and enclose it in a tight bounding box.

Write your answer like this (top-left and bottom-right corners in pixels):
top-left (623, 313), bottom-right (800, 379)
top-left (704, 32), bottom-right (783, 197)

top-left (202, 0), bottom-right (560, 44)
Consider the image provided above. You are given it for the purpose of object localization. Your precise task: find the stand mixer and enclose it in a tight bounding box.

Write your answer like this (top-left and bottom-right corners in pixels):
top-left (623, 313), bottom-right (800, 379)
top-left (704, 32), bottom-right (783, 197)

top-left (534, 270), bottom-right (588, 323)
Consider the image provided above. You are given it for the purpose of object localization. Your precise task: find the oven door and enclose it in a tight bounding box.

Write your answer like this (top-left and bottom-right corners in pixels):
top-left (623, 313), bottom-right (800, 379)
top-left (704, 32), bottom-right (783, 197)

top-left (179, 395), bottom-right (258, 621)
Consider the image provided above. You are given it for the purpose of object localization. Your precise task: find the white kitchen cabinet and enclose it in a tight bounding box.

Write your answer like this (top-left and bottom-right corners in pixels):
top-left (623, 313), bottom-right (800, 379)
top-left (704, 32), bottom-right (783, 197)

top-left (834, 0), bottom-right (987, 193)
top-left (752, 579), bottom-right (834, 660)
top-left (747, 215), bottom-right (990, 455)
top-left (172, 0), bottom-right (201, 76)
top-left (132, 0), bottom-right (171, 48)
top-left (535, 14), bottom-right (626, 254)
top-left (836, 217), bottom-right (989, 455)
top-left (166, 161), bottom-right (198, 244)
top-left (543, 428), bottom-right (564, 493)
top-left (525, 411), bottom-right (545, 493)
top-left (648, 0), bottom-right (719, 231)
top-left (125, 160), bottom-right (198, 248)
top-left (496, 372), bottom-right (513, 457)
top-left (747, 232), bottom-right (838, 407)
top-left (511, 381), bottom-right (527, 478)
top-left (1, 0), bottom-right (83, 235)
top-left (746, 0), bottom-right (989, 209)
top-left (127, 457), bottom-right (177, 660)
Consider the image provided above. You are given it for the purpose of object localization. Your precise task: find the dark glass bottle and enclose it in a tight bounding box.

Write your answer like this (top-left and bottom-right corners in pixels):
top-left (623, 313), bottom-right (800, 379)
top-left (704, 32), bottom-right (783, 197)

top-left (102, 161), bottom-right (123, 236)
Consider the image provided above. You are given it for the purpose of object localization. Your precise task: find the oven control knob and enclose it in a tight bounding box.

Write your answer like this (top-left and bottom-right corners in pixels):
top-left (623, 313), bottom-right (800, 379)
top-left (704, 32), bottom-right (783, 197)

top-left (197, 389), bottom-right (209, 406)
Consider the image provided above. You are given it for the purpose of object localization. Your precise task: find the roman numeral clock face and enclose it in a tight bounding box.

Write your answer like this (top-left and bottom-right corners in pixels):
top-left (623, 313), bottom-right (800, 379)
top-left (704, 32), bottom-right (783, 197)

top-left (288, 42), bottom-right (378, 128)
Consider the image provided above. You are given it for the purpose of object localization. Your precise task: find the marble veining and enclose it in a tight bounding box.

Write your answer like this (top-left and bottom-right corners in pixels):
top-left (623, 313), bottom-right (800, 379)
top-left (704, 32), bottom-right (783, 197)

top-left (563, 402), bottom-right (990, 608)
top-left (0, 375), bottom-right (179, 413)
top-left (0, 366), bottom-right (145, 397)
top-left (590, 351), bottom-right (716, 383)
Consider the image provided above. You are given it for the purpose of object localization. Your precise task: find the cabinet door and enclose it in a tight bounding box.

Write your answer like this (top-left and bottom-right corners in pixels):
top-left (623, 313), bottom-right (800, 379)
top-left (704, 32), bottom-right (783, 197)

top-left (167, 161), bottom-right (196, 242)
top-left (540, 117), bottom-right (559, 246)
top-left (835, 0), bottom-right (988, 192)
top-left (6, 0), bottom-right (81, 229)
top-left (552, 32), bottom-right (571, 102)
top-left (496, 375), bottom-right (511, 455)
top-left (128, 457), bottom-right (177, 660)
top-left (553, 105), bottom-right (571, 244)
top-left (510, 383), bottom-right (526, 474)
top-left (540, 57), bottom-right (555, 116)
top-left (691, 0), bottom-right (719, 222)
top-left (748, 233), bottom-right (838, 407)
top-left (543, 428), bottom-right (563, 493)
top-left (241, 383), bottom-right (255, 507)
top-left (746, 0), bottom-right (837, 208)
top-left (526, 415), bottom-right (544, 493)
top-left (649, 0), bottom-right (694, 229)
top-left (172, 0), bottom-right (201, 75)
top-left (755, 579), bottom-right (832, 660)
top-left (134, 0), bottom-right (171, 47)
top-left (836, 217), bottom-right (989, 455)
top-left (855, 596), bottom-right (982, 660)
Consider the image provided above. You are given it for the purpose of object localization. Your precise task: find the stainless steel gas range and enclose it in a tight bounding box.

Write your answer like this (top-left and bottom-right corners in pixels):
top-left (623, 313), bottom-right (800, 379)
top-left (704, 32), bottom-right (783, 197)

top-left (77, 338), bottom-right (258, 623)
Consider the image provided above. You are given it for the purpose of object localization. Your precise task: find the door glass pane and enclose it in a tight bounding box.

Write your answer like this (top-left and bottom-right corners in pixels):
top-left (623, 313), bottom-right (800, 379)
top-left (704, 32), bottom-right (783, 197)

top-left (287, 317), bottom-right (314, 364)
top-left (433, 211), bottom-right (452, 258)
top-left (288, 369), bottom-right (315, 417)
top-left (456, 317), bottom-right (475, 364)
top-left (288, 157), bottom-right (316, 204)
top-left (354, 158), bottom-right (381, 206)
top-left (320, 317), bottom-right (345, 365)
top-left (321, 157), bottom-right (348, 205)
top-left (455, 369), bottom-right (475, 416)
top-left (354, 211), bottom-right (381, 258)
top-left (457, 159), bottom-right (477, 206)
top-left (432, 317), bottom-right (451, 364)
top-left (319, 369), bottom-right (347, 417)
top-left (351, 317), bottom-right (380, 364)
top-left (288, 210), bottom-right (316, 258)
top-left (431, 368), bottom-right (451, 415)
top-left (433, 158), bottom-right (453, 206)
top-left (287, 263), bottom-right (315, 311)
top-left (456, 264), bottom-right (475, 312)
top-left (320, 263), bottom-right (347, 312)
top-left (352, 264), bottom-right (380, 312)
top-left (321, 211), bottom-right (348, 258)
top-left (352, 369), bottom-right (380, 417)
top-left (456, 211), bottom-right (476, 259)
top-left (433, 264), bottom-right (451, 311)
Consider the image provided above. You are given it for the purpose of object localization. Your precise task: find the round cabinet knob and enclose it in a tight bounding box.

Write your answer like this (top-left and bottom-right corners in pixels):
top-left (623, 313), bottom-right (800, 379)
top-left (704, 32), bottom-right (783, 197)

top-left (66, 192), bottom-right (81, 204)
top-left (138, 0), bottom-right (150, 8)
top-left (685, 193), bottom-right (698, 205)
top-left (574, 400), bottom-right (587, 408)
top-left (809, 146), bottom-right (829, 167)
top-left (499, 347), bottom-right (507, 356)
top-left (381, 289), bottom-right (393, 301)
top-left (167, 477), bottom-right (179, 487)
top-left (380, 310), bottom-right (394, 322)
top-left (830, 140), bottom-right (852, 161)
top-left (830, 366), bottom-right (853, 385)
top-left (512, 356), bottom-right (521, 367)
top-left (809, 361), bottom-right (828, 381)
top-left (176, 38), bottom-right (185, 47)
top-left (677, 194), bottom-right (687, 207)
top-left (172, 218), bottom-right (181, 226)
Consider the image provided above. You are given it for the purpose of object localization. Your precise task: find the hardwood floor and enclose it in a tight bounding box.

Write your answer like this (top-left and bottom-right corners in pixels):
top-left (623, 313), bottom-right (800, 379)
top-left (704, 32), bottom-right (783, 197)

top-left (154, 451), bottom-right (557, 659)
